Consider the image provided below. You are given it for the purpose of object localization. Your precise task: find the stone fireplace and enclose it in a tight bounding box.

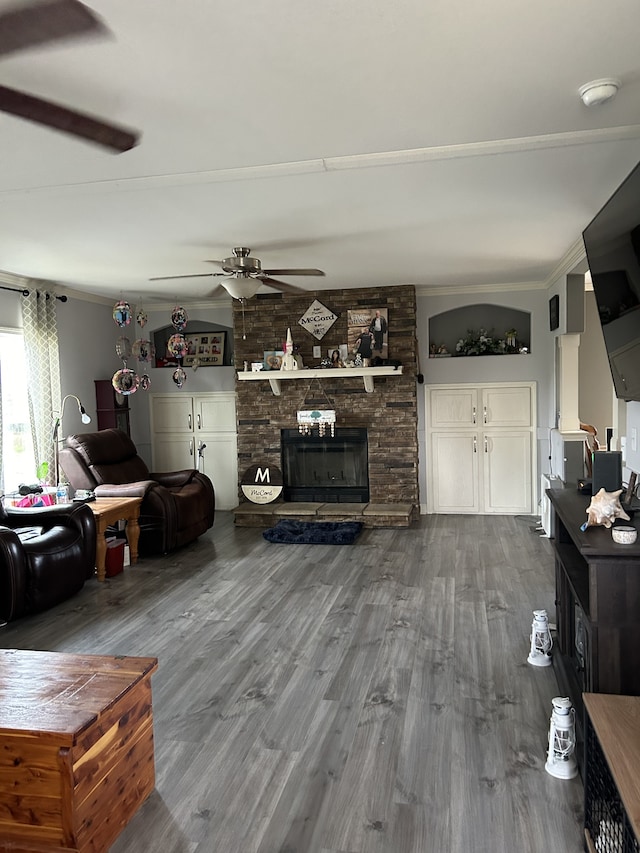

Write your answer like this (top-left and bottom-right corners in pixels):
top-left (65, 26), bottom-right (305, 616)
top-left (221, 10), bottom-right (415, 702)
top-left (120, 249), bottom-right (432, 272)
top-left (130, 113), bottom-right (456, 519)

top-left (281, 427), bottom-right (369, 502)
top-left (233, 284), bottom-right (419, 512)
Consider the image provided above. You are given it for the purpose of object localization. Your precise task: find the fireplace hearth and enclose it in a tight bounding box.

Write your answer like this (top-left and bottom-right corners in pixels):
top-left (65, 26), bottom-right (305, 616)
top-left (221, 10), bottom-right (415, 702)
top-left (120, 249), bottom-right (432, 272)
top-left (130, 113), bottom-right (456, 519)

top-left (281, 427), bottom-right (369, 502)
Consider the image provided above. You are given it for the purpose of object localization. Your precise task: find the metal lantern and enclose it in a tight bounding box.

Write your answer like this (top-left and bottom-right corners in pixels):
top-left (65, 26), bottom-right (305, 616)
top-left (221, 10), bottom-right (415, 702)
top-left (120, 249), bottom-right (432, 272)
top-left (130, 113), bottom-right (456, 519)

top-left (545, 697), bottom-right (578, 779)
top-left (527, 609), bottom-right (553, 667)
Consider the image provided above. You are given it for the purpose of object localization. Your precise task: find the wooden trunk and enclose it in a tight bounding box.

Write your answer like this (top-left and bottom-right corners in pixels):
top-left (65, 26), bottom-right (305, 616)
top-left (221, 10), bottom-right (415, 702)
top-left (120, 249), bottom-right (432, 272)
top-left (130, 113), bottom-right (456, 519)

top-left (0, 649), bottom-right (158, 852)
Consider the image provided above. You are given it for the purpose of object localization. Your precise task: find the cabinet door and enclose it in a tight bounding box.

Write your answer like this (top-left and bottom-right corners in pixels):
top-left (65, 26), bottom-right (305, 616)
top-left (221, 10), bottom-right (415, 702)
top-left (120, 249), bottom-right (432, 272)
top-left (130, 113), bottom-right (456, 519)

top-left (195, 393), bottom-right (236, 433)
top-left (198, 434), bottom-right (238, 510)
top-left (482, 430), bottom-right (532, 513)
top-left (481, 386), bottom-right (531, 427)
top-left (152, 435), bottom-right (195, 472)
top-left (151, 396), bottom-right (194, 434)
top-left (429, 388), bottom-right (479, 428)
top-left (431, 432), bottom-right (479, 512)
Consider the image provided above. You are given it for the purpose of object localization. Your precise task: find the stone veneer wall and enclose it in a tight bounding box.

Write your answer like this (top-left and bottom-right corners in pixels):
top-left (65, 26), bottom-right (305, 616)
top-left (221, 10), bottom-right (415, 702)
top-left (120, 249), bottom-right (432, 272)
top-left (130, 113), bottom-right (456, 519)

top-left (233, 284), bottom-right (419, 507)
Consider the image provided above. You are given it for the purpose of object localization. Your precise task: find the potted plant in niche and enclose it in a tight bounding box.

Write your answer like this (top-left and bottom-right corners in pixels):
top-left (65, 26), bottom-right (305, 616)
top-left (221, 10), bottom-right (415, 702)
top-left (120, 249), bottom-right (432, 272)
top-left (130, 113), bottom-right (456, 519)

top-left (455, 328), bottom-right (506, 356)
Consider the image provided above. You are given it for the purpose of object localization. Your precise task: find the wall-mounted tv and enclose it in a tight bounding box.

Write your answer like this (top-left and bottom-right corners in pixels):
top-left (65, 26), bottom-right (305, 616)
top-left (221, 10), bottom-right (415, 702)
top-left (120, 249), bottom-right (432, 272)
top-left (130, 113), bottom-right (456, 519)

top-left (583, 160), bottom-right (640, 402)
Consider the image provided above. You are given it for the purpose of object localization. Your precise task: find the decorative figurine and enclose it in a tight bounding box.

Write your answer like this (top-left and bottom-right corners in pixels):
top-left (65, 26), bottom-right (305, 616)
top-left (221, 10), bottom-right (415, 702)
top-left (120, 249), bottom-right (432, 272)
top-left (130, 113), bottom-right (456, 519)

top-left (280, 328), bottom-right (299, 371)
top-left (581, 488), bottom-right (631, 531)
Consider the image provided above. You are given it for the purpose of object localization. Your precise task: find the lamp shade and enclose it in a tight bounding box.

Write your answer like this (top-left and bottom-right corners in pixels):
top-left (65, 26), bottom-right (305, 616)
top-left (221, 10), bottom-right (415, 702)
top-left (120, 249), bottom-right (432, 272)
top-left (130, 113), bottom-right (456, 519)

top-left (220, 277), bottom-right (261, 300)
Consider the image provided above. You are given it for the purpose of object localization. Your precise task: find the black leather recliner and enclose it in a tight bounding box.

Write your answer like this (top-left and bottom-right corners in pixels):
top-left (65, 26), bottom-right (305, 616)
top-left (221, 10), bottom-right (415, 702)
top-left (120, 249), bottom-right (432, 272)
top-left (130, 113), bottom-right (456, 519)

top-left (0, 501), bottom-right (96, 623)
top-left (59, 428), bottom-right (215, 556)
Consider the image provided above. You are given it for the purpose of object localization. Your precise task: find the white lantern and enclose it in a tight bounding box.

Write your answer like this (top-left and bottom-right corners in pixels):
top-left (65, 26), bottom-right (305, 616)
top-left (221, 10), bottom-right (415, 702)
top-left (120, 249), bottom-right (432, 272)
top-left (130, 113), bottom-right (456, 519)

top-left (527, 609), bottom-right (553, 667)
top-left (545, 697), bottom-right (578, 779)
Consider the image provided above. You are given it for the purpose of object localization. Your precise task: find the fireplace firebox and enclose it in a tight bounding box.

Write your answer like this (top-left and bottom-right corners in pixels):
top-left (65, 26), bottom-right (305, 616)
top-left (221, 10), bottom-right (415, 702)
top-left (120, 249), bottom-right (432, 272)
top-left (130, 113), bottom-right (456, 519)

top-left (281, 427), bottom-right (369, 502)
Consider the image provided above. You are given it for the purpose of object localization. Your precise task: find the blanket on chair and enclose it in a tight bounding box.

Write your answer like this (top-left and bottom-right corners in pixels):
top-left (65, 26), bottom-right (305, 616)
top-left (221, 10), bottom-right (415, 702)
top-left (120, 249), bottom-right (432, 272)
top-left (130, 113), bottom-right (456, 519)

top-left (263, 519), bottom-right (363, 545)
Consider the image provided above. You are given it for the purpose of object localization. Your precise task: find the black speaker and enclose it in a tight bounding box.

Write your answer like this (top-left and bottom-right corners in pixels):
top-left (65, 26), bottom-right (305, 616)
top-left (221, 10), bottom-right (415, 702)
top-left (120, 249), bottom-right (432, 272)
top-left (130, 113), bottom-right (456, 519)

top-left (592, 451), bottom-right (623, 494)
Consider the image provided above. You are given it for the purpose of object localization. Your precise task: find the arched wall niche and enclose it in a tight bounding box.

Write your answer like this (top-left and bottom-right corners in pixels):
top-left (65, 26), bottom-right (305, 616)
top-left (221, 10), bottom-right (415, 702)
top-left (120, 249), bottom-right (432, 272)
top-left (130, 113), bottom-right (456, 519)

top-left (428, 303), bottom-right (531, 356)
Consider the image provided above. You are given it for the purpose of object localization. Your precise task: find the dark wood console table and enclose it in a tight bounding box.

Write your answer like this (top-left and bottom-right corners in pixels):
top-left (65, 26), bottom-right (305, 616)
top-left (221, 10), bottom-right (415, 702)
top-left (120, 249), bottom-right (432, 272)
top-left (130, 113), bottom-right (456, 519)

top-left (583, 693), bottom-right (640, 852)
top-left (548, 489), bottom-right (640, 773)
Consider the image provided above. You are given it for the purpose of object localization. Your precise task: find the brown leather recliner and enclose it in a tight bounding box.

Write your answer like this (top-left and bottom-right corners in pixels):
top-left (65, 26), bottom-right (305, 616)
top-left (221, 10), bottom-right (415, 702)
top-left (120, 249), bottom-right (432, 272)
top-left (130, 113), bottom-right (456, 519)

top-left (59, 428), bottom-right (215, 556)
top-left (0, 501), bottom-right (97, 623)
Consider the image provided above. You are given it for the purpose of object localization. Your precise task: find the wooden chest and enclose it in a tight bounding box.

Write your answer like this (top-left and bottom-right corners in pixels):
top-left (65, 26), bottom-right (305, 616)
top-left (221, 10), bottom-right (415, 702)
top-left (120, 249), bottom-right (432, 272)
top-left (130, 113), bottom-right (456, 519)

top-left (0, 649), bottom-right (158, 852)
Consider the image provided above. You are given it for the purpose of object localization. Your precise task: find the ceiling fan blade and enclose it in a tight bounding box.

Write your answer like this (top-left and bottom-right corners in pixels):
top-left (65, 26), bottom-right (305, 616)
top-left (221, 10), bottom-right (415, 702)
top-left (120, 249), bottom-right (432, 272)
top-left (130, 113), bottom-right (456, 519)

top-left (0, 85), bottom-right (139, 151)
top-left (262, 268), bottom-right (325, 276)
top-left (149, 273), bottom-right (214, 281)
top-left (0, 0), bottom-right (107, 59)
top-left (258, 276), bottom-right (307, 293)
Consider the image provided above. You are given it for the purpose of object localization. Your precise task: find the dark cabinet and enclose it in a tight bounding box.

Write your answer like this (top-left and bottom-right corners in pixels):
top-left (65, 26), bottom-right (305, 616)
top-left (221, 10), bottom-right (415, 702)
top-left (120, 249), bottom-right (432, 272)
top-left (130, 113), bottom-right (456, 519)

top-left (95, 379), bottom-right (130, 435)
top-left (548, 489), bottom-right (640, 774)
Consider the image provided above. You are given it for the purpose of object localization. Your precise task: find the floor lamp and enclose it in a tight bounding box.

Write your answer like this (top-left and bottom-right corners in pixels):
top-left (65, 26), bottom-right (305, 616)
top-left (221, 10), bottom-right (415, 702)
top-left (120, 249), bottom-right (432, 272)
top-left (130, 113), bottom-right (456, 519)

top-left (53, 394), bottom-right (91, 486)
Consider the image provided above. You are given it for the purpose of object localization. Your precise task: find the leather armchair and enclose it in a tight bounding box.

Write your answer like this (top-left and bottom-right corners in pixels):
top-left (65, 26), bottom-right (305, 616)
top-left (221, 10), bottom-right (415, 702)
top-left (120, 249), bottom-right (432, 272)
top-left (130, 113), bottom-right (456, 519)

top-left (0, 501), bottom-right (96, 623)
top-left (59, 428), bottom-right (215, 556)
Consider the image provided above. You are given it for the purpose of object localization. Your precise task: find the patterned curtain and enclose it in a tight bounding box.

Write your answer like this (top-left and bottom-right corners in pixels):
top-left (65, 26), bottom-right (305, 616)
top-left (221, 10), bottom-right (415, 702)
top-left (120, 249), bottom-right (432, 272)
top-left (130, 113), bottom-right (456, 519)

top-left (22, 291), bottom-right (61, 484)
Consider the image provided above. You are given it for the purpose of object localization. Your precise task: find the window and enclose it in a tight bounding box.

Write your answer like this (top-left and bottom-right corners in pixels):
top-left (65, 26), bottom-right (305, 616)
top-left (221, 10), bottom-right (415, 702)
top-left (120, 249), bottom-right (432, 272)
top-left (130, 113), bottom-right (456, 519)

top-left (0, 330), bottom-right (36, 494)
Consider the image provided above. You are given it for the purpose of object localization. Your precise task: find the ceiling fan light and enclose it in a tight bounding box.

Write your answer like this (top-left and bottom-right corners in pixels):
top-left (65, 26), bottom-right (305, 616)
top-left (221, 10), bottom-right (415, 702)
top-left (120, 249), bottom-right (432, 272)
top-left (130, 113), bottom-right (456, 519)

top-left (220, 277), bottom-right (261, 300)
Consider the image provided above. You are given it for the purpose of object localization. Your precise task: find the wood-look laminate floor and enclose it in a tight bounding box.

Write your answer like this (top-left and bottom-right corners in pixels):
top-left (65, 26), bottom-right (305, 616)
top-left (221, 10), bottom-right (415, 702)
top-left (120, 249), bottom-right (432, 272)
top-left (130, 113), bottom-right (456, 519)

top-left (1, 512), bottom-right (584, 853)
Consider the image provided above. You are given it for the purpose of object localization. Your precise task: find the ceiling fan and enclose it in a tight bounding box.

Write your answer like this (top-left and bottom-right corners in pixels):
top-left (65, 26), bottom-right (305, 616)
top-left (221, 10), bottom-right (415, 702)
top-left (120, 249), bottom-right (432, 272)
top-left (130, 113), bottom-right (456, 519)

top-left (0, 0), bottom-right (139, 152)
top-left (150, 247), bottom-right (326, 299)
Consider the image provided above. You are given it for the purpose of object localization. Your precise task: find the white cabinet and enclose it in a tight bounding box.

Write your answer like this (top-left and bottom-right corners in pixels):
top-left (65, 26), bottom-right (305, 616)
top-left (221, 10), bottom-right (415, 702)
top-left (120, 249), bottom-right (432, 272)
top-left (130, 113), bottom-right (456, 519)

top-left (150, 393), bottom-right (238, 510)
top-left (426, 383), bottom-right (535, 514)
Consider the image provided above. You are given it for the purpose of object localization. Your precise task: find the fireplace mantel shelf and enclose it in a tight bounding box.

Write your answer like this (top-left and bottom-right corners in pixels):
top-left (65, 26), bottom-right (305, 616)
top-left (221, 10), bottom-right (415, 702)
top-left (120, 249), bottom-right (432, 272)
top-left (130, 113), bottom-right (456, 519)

top-left (237, 366), bottom-right (403, 395)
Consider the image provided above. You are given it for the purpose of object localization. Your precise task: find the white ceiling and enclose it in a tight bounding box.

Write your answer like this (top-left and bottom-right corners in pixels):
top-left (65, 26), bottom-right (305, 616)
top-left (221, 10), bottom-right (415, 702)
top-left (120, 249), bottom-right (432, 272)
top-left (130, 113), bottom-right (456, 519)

top-left (2, 0), bottom-right (640, 303)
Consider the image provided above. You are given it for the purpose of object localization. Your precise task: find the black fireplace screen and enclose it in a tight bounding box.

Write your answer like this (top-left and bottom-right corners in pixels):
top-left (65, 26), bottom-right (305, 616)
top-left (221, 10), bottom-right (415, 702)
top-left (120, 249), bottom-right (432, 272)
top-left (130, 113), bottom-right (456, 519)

top-left (281, 427), bottom-right (369, 502)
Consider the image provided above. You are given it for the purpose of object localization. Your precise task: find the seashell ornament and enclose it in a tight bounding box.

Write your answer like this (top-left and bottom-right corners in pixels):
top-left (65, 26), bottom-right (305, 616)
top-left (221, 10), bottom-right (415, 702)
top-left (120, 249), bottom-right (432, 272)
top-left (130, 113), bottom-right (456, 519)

top-left (581, 488), bottom-right (631, 531)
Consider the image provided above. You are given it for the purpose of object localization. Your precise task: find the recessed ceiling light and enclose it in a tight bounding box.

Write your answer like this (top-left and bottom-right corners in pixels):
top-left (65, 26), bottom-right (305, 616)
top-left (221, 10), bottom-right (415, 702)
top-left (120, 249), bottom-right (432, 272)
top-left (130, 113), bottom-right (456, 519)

top-left (579, 78), bottom-right (620, 107)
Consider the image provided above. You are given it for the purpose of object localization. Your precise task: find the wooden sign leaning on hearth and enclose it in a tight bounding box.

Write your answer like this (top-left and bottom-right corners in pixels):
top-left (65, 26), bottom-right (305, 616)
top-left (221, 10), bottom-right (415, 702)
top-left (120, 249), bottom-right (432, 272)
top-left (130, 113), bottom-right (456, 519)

top-left (241, 466), bottom-right (283, 504)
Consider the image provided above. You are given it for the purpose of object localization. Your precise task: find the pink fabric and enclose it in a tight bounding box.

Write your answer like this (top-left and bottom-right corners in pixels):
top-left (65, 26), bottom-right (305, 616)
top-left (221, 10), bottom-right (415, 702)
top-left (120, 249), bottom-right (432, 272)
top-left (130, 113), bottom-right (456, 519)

top-left (16, 493), bottom-right (55, 508)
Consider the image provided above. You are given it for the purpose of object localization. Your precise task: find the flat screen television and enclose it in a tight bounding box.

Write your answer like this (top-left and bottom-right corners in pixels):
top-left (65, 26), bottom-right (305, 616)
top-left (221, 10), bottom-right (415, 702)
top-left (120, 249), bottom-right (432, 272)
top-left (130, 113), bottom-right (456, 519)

top-left (582, 160), bottom-right (640, 402)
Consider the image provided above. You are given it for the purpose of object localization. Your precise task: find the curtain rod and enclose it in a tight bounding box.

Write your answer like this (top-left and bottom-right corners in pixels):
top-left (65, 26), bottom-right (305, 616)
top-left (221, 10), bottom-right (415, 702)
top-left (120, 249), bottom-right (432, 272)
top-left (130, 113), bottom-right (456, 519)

top-left (0, 283), bottom-right (67, 301)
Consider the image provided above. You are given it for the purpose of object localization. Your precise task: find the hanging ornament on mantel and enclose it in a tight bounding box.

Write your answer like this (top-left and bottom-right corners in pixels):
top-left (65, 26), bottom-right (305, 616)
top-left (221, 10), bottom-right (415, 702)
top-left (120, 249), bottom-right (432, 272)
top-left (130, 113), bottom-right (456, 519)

top-left (171, 305), bottom-right (188, 331)
top-left (112, 366), bottom-right (140, 395)
top-left (296, 378), bottom-right (337, 437)
top-left (113, 300), bottom-right (132, 327)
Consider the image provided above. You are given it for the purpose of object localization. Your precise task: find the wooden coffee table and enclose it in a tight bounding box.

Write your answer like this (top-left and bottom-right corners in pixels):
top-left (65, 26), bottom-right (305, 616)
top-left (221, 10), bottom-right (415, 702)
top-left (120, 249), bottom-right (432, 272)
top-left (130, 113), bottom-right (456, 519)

top-left (88, 496), bottom-right (142, 581)
top-left (0, 649), bottom-right (158, 852)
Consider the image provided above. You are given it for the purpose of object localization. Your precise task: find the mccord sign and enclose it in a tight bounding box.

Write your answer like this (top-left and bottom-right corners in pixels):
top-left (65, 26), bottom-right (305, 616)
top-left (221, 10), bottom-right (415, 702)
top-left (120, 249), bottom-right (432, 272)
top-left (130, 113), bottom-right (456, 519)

top-left (241, 466), bottom-right (283, 504)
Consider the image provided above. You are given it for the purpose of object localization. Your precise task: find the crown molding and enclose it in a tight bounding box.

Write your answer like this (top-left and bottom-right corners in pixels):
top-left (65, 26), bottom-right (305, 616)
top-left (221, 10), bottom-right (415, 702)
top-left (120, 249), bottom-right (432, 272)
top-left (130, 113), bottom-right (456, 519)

top-left (543, 238), bottom-right (587, 290)
top-left (415, 279), bottom-right (546, 297)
